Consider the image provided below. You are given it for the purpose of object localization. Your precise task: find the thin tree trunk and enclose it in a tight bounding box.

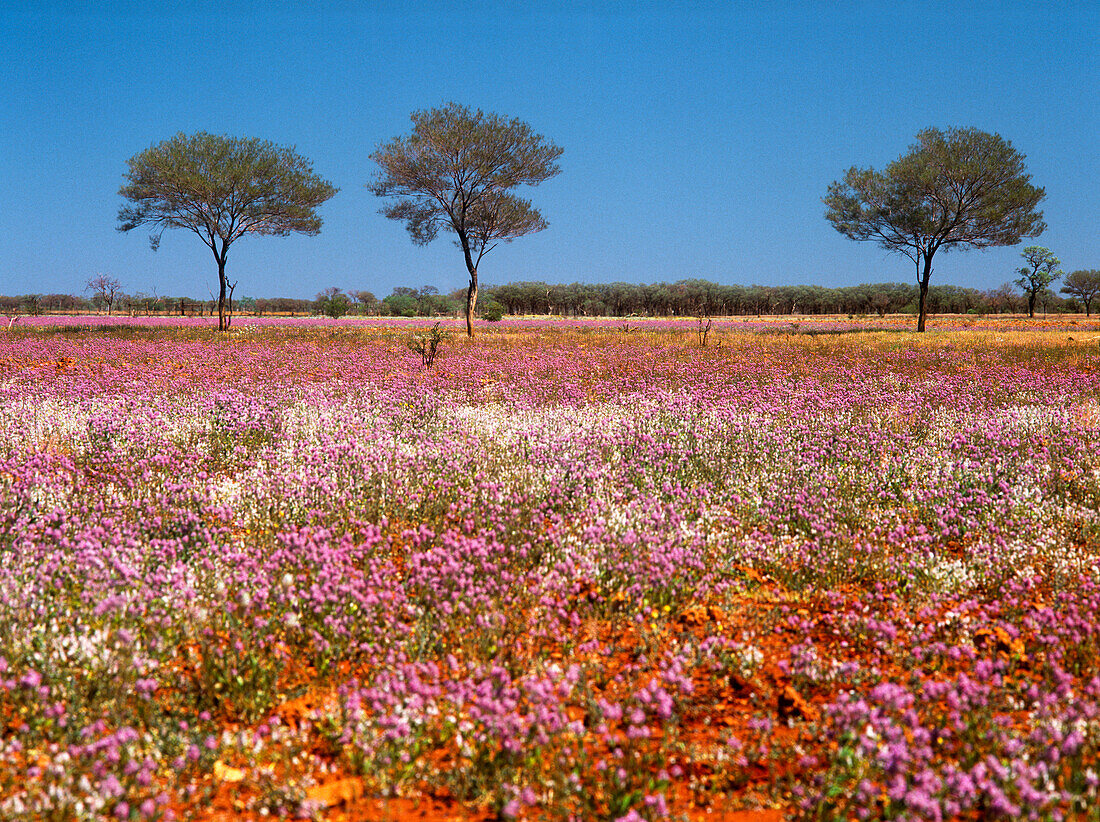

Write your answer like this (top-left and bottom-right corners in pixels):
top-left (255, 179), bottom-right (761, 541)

top-left (217, 258), bottom-right (227, 331)
top-left (459, 232), bottom-right (478, 338)
top-left (916, 255), bottom-right (933, 333)
top-left (227, 281), bottom-right (237, 330)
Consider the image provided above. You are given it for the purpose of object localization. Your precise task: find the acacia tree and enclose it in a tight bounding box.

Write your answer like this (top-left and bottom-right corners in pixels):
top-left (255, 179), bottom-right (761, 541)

top-left (1013, 246), bottom-right (1063, 318)
top-left (85, 274), bottom-right (124, 315)
top-left (1062, 269), bottom-right (1100, 317)
top-left (824, 127), bottom-right (1046, 332)
top-left (118, 132), bottom-right (337, 330)
top-left (369, 103), bottom-right (563, 337)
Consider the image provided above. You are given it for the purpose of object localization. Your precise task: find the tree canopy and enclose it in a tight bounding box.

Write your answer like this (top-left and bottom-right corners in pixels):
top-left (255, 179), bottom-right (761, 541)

top-left (369, 102), bottom-right (563, 336)
top-left (118, 131), bottom-right (337, 330)
top-left (1013, 246), bottom-right (1062, 318)
top-left (824, 127), bottom-right (1046, 331)
top-left (1062, 270), bottom-right (1100, 317)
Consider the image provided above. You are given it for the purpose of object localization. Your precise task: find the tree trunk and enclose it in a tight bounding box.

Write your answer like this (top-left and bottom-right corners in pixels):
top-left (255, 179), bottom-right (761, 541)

top-left (1027, 293), bottom-right (1036, 318)
top-left (916, 255), bottom-right (933, 333)
top-left (217, 259), bottom-right (227, 331)
top-left (466, 273), bottom-right (478, 338)
top-left (459, 232), bottom-right (478, 338)
top-left (226, 281), bottom-right (237, 330)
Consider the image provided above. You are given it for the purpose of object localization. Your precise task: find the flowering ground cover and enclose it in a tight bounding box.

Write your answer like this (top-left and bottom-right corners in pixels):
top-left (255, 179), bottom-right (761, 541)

top-left (15, 311), bottom-right (1095, 334)
top-left (2, 320), bottom-right (1100, 821)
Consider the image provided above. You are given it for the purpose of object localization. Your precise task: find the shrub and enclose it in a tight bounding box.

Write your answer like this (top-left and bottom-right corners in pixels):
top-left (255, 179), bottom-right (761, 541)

top-left (481, 300), bottom-right (506, 322)
top-left (408, 322), bottom-right (449, 368)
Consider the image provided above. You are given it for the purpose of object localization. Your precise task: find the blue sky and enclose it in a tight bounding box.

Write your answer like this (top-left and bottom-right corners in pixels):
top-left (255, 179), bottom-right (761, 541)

top-left (1, 1), bottom-right (1097, 300)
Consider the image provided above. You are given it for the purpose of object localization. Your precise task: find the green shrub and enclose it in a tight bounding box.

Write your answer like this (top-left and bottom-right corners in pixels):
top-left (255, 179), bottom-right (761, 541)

top-left (481, 300), bottom-right (506, 322)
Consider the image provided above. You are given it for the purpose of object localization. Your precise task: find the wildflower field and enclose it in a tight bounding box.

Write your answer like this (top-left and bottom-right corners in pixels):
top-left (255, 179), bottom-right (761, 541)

top-left (3, 317), bottom-right (1100, 821)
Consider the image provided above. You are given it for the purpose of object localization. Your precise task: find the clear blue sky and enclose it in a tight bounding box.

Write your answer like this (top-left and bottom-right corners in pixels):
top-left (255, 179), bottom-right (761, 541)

top-left (1, 1), bottom-right (1097, 300)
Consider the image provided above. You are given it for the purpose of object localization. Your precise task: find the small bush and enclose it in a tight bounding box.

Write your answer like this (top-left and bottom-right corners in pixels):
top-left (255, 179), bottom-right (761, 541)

top-left (408, 322), bottom-right (449, 368)
top-left (481, 301), bottom-right (506, 322)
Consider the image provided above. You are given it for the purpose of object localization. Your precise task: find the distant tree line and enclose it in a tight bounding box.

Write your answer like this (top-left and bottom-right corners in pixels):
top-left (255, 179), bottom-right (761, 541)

top-left (475, 279), bottom-right (1080, 318)
top-left (5, 275), bottom-right (1094, 319)
top-left (304, 278), bottom-right (1085, 319)
top-left (0, 292), bottom-right (317, 317)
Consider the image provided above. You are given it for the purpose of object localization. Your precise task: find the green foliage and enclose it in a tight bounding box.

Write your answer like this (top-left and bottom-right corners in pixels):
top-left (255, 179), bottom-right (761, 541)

top-left (325, 296), bottom-right (350, 318)
top-left (408, 322), bottom-right (449, 368)
top-left (481, 299), bottom-right (506, 321)
top-left (381, 286), bottom-right (460, 317)
top-left (316, 288), bottom-right (351, 318)
top-left (370, 102), bottom-right (562, 336)
top-left (384, 293), bottom-right (419, 317)
top-left (824, 127), bottom-right (1046, 331)
top-left (118, 131), bottom-right (338, 330)
top-left (1062, 270), bottom-right (1100, 316)
top-left (1014, 246), bottom-right (1063, 318)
